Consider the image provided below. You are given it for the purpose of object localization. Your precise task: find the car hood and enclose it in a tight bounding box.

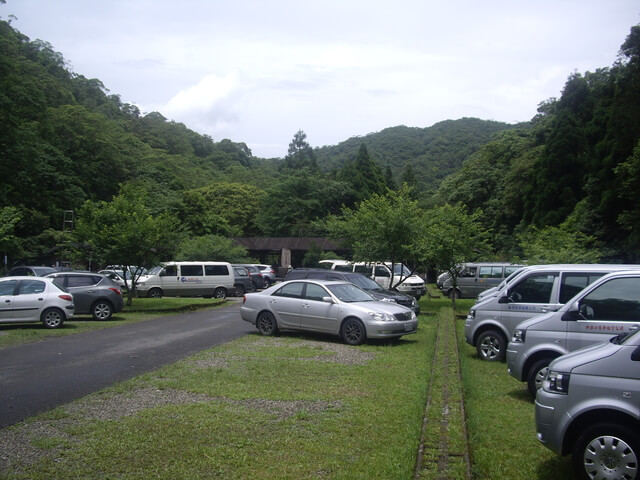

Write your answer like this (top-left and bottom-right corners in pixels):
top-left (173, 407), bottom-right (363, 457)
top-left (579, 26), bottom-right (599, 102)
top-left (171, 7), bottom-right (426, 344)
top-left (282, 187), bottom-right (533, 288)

top-left (345, 300), bottom-right (413, 316)
top-left (548, 341), bottom-right (620, 373)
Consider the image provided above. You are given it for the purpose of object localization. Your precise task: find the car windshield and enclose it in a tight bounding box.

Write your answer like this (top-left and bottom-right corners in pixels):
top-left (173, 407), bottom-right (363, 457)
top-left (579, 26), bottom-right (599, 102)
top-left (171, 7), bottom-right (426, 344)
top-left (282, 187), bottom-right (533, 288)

top-left (611, 328), bottom-right (640, 345)
top-left (392, 264), bottom-right (412, 277)
top-left (347, 275), bottom-right (382, 291)
top-left (147, 266), bottom-right (163, 275)
top-left (326, 283), bottom-right (374, 303)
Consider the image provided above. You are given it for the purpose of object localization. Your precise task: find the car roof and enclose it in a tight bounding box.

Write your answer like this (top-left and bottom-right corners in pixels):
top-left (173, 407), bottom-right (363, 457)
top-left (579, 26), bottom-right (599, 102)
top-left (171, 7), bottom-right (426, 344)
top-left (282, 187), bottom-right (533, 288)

top-left (1, 276), bottom-right (55, 282)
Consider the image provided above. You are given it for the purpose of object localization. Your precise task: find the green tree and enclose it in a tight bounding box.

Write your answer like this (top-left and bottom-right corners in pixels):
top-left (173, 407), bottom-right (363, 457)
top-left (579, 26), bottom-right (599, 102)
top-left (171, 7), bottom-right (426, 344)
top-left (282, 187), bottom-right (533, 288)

top-left (337, 143), bottom-right (387, 204)
top-left (418, 204), bottom-right (489, 308)
top-left (517, 223), bottom-right (602, 264)
top-left (328, 185), bottom-right (424, 289)
top-left (0, 206), bottom-right (21, 272)
top-left (284, 130), bottom-right (318, 171)
top-left (74, 185), bottom-right (183, 304)
top-left (175, 235), bottom-right (250, 263)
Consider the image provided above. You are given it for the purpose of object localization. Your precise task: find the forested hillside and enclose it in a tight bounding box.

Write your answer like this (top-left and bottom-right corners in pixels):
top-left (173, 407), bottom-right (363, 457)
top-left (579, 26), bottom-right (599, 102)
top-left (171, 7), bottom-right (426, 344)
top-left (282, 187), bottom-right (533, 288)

top-left (1, 17), bottom-right (640, 266)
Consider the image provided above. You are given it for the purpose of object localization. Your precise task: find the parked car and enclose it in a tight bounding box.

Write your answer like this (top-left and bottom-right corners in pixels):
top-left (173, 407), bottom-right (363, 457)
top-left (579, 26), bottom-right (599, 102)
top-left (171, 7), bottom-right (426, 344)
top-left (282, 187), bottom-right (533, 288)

top-left (8, 265), bottom-right (59, 277)
top-left (507, 269), bottom-right (640, 395)
top-left (137, 262), bottom-right (234, 299)
top-left (0, 276), bottom-right (74, 328)
top-left (233, 266), bottom-right (254, 296)
top-left (439, 262), bottom-right (525, 299)
top-left (46, 271), bottom-right (124, 321)
top-left (233, 264), bottom-right (265, 290)
top-left (535, 329), bottom-right (640, 480)
top-left (240, 279), bottom-right (418, 345)
top-left (256, 264), bottom-right (277, 287)
top-left (284, 268), bottom-right (420, 314)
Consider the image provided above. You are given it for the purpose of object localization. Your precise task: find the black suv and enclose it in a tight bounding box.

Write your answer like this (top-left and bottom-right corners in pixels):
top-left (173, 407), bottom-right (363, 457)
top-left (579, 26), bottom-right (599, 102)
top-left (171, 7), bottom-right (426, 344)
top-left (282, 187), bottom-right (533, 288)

top-left (283, 268), bottom-right (420, 314)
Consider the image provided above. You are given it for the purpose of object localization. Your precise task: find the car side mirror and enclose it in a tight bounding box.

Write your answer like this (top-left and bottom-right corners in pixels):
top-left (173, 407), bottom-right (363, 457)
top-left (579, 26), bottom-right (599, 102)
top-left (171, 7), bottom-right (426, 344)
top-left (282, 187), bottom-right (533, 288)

top-left (498, 295), bottom-right (509, 304)
top-left (561, 301), bottom-right (581, 321)
top-left (322, 296), bottom-right (334, 304)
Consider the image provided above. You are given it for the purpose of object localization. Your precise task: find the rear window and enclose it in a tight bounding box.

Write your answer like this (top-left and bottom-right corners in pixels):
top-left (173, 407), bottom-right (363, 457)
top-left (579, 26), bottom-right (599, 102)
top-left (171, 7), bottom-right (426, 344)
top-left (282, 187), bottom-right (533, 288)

top-left (354, 265), bottom-right (373, 275)
top-left (334, 264), bottom-right (353, 272)
top-left (205, 265), bottom-right (229, 276)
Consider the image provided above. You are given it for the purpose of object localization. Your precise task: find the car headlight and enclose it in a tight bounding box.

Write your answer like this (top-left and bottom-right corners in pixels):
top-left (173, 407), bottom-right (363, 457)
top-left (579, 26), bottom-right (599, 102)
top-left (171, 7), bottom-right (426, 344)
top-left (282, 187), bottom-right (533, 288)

top-left (512, 329), bottom-right (526, 343)
top-left (411, 297), bottom-right (417, 306)
top-left (543, 371), bottom-right (570, 394)
top-left (467, 309), bottom-right (476, 319)
top-left (368, 311), bottom-right (395, 322)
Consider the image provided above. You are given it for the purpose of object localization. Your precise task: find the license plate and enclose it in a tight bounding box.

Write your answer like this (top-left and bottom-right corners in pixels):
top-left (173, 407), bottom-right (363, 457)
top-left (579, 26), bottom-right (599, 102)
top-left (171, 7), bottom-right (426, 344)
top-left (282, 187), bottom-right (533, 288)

top-left (404, 324), bottom-right (413, 331)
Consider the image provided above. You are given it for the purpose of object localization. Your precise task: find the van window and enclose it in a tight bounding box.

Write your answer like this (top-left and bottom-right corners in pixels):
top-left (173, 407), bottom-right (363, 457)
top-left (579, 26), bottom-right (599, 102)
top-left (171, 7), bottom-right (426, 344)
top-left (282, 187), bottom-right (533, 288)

top-left (510, 273), bottom-right (556, 303)
top-left (181, 265), bottom-right (203, 276)
top-left (460, 267), bottom-right (477, 278)
top-left (479, 266), bottom-right (502, 278)
top-left (559, 273), bottom-right (605, 304)
top-left (580, 277), bottom-right (640, 321)
top-left (162, 266), bottom-right (177, 277)
top-left (374, 266), bottom-right (390, 277)
top-left (354, 265), bottom-right (373, 276)
top-left (505, 266), bottom-right (522, 276)
top-left (205, 265), bottom-right (229, 276)
top-left (334, 264), bottom-right (352, 272)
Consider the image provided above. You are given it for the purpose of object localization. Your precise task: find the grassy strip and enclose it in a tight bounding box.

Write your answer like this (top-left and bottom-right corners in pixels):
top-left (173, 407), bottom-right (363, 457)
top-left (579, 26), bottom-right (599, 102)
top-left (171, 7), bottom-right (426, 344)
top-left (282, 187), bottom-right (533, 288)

top-left (0, 297), bottom-right (226, 349)
top-left (456, 309), bottom-right (574, 479)
top-left (416, 306), bottom-right (470, 480)
top-left (1, 318), bottom-right (437, 479)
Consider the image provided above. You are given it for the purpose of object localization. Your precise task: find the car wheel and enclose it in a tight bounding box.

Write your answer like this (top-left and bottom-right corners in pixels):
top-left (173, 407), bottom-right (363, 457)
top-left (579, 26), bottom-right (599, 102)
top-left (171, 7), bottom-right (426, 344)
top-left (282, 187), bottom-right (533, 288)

top-left (148, 288), bottom-right (162, 298)
top-left (476, 330), bottom-right (506, 361)
top-left (448, 289), bottom-right (461, 299)
top-left (341, 318), bottom-right (366, 345)
top-left (252, 281), bottom-right (259, 291)
top-left (573, 423), bottom-right (640, 480)
top-left (526, 358), bottom-right (552, 396)
top-left (263, 278), bottom-right (271, 288)
top-left (213, 287), bottom-right (227, 299)
top-left (41, 308), bottom-right (64, 329)
top-left (235, 284), bottom-right (245, 296)
top-left (257, 311), bottom-right (278, 336)
top-left (92, 300), bottom-right (113, 321)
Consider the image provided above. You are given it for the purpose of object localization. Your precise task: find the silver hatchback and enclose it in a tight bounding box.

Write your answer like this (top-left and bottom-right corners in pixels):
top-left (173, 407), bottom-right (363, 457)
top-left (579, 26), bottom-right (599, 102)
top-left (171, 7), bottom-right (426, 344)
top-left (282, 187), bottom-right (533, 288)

top-left (240, 279), bottom-right (418, 345)
top-left (536, 329), bottom-right (640, 480)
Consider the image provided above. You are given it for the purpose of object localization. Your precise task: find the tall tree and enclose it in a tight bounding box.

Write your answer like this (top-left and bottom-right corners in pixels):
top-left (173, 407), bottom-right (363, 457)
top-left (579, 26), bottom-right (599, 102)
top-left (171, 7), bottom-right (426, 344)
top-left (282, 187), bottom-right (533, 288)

top-left (284, 130), bottom-right (318, 171)
top-left (337, 143), bottom-right (386, 204)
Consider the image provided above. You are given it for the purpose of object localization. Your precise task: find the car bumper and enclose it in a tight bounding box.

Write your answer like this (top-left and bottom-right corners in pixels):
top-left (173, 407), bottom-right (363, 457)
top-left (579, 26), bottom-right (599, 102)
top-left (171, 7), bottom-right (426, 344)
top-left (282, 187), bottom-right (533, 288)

top-left (535, 388), bottom-right (569, 455)
top-left (366, 319), bottom-right (419, 338)
top-left (506, 342), bottom-right (527, 381)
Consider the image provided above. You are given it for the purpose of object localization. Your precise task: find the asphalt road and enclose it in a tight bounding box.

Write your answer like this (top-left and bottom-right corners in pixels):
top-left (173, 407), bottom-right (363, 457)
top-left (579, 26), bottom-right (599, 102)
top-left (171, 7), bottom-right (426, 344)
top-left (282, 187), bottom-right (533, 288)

top-left (0, 301), bottom-right (254, 428)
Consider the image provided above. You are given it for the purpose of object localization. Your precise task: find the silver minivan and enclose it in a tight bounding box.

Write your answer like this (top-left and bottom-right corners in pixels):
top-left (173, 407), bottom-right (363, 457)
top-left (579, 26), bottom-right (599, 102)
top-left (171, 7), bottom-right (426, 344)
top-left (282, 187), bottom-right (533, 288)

top-left (535, 328), bottom-right (640, 480)
top-left (465, 264), bottom-right (639, 361)
top-left (507, 270), bottom-right (640, 395)
top-left (440, 262), bottom-right (523, 299)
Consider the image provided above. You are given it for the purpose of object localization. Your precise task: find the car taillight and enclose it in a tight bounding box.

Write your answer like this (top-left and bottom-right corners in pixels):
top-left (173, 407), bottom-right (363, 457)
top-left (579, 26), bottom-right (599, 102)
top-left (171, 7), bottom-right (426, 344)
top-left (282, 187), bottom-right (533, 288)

top-left (243, 296), bottom-right (246, 304)
top-left (59, 294), bottom-right (73, 302)
top-left (109, 287), bottom-right (122, 295)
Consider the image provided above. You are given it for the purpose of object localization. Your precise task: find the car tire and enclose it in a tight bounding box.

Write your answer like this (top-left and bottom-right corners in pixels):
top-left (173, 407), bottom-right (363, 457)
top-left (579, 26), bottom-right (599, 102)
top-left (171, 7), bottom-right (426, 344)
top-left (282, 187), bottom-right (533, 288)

top-left (341, 318), bottom-right (366, 345)
top-left (92, 300), bottom-right (113, 321)
top-left (476, 330), bottom-right (506, 361)
top-left (448, 289), bottom-right (461, 299)
top-left (526, 358), bottom-right (552, 396)
top-left (573, 423), bottom-right (640, 480)
top-left (41, 308), bottom-right (64, 329)
top-left (213, 287), bottom-right (227, 299)
top-left (256, 311), bottom-right (278, 336)
top-left (263, 278), bottom-right (271, 288)
top-left (235, 284), bottom-right (245, 296)
top-left (252, 281), bottom-right (260, 291)
top-left (148, 288), bottom-right (162, 298)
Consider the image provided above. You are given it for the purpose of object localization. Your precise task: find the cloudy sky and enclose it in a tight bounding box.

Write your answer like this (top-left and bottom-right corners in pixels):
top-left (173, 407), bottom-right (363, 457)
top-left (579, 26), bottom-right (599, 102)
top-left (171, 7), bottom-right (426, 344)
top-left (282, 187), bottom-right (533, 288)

top-left (3, 1), bottom-right (639, 158)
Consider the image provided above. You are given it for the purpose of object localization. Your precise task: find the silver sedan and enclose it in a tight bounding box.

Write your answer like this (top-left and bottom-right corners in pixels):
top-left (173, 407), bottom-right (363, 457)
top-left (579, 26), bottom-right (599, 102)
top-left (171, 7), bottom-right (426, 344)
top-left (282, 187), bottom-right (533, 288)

top-left (240, 279), bottom-right (418, 345)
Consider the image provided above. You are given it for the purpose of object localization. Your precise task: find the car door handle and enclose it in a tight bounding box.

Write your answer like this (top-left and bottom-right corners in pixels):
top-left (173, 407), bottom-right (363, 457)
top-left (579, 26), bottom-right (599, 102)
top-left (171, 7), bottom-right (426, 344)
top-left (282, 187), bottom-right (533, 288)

top-left (302, 303), bottom-right (310, 309)
top-left (4, 299), bottom-right (10, 303)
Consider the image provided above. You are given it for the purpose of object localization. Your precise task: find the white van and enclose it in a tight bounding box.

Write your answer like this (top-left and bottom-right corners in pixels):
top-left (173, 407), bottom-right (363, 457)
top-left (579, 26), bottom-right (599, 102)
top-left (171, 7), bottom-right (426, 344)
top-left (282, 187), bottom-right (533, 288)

top-left (136, 262), bottom-right (234, 299)
top-left (319, 260), bottom-right (426, 298)
top-left (464, 264), bottom-right (640, 362)
top-left (439, 262), bottom-right (524, 299)
top-left (507, 269), bottom-right (640, 395)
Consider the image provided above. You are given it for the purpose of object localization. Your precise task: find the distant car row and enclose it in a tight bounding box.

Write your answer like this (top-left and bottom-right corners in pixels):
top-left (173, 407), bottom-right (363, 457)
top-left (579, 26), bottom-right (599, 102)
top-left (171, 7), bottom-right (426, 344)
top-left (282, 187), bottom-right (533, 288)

top-left (0, 271), bottom-right (125, 329)
top-left (459, 263), bottom-right (640, 479)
